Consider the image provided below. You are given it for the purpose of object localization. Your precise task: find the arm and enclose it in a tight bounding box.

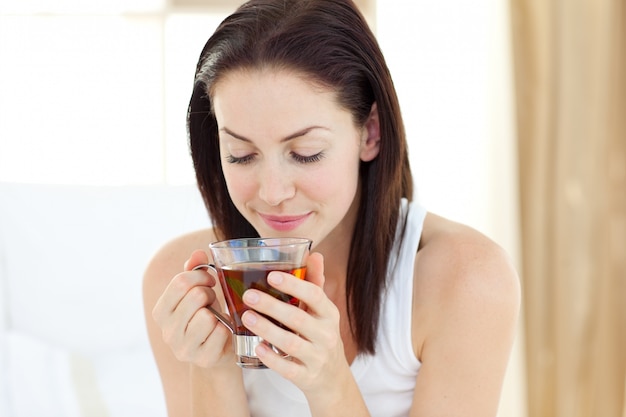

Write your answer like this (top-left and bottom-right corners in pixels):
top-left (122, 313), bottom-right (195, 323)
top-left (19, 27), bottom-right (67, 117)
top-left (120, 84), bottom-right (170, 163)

top-left (143, 231), bottom-right (250, 417)
top-left (410, 219), bottom-right (521, 417)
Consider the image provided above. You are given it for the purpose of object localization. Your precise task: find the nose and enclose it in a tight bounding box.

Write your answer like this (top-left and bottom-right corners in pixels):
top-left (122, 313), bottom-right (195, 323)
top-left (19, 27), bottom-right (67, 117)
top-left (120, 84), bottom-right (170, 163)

top-left (257, 161), bottom-right (296, 207)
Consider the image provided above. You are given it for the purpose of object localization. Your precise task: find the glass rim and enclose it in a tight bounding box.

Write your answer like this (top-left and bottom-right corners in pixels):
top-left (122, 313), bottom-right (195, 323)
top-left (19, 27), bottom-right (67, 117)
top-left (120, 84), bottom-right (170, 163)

top-left (208, 237), bottom-right (312, 249)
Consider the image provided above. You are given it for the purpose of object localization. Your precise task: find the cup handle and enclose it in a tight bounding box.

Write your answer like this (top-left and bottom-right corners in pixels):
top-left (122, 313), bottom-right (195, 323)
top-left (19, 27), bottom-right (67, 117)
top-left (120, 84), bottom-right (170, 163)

top-left (192, 263), bottom-right (235, 333)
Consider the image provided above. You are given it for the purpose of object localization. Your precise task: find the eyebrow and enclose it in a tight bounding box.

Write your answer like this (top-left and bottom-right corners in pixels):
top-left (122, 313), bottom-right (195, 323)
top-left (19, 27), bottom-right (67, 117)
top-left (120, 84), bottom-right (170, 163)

top-left (219, 126), bottom-right (328, 143)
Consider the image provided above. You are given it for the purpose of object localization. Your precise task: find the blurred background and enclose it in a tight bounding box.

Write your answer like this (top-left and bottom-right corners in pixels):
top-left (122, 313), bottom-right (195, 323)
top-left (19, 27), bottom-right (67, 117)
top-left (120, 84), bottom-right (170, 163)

top-left (0, 0), bottom-right (624, 416)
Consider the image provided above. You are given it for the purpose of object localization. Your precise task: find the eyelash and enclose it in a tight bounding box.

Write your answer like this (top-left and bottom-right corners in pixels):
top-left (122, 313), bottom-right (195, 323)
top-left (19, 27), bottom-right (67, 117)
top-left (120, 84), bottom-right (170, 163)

top-left (225, 152), bottom-right (325, 165)
top-left (291, 151), bottom-right (325, 164)
top-left (225, 154), bottom-right (255, 165)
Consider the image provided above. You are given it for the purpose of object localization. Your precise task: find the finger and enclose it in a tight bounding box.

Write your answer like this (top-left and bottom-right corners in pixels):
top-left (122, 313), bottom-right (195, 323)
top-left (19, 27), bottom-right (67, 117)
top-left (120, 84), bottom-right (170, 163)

top-left (241, 308), bottom-right (312, 360)
top-left (184, 249), bottom-right (211, 271)
top-left (171, 285), bottom-right (223, 339)
top-left (184, 307), bottom-right (232, 362)
top-left (299, 252), bottom-right (327, 315)
top-left (163, 250), bottom-right (216, 314)
top-left (184, 250), bottom-right (220, 293)
top-left (158, 284), bottom-right (218, 346)
top-left (152, 269), bottom-right (216, 322)
top-left (304, 252), bottom-right (325, 289)
top-left (248, 271), bottom-right (342, 350)
top-left (242, 305), bottom-right (338, 379)
top-left (267, 269), bottom-right (330, 318)
top-left (254, 340), bottom-right (304, 379)
top-left (178, 307), bottom-right (218, 359)
top-left (241, 286), bottom-right (327, 351)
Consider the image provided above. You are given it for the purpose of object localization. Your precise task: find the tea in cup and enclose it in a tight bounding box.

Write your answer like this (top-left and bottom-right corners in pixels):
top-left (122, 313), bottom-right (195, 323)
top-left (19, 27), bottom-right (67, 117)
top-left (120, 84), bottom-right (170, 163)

top-left (194, 237), bottom-right (311, 369)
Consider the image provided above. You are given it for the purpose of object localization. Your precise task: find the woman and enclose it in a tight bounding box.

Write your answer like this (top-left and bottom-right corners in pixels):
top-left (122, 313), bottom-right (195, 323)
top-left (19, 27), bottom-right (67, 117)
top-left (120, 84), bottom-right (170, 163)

top-left (143, 0), bottom-right (520, 416)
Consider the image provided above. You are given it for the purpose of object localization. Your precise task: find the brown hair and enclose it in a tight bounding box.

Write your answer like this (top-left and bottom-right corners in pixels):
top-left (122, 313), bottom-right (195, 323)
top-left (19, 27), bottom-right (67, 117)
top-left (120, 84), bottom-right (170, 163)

top-left (187, 0), bottom-right (413, 354)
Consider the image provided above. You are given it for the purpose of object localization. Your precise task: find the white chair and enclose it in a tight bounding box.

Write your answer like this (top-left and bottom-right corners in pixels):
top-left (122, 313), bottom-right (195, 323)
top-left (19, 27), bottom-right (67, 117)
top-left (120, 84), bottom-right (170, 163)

top-left (0, 183), bottom-right (209, 417)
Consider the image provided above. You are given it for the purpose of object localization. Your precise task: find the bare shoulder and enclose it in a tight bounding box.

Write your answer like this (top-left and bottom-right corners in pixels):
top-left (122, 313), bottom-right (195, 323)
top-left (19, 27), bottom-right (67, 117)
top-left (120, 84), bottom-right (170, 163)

top-left (143, 228), bottom-right (217, 290)
top-left (415, 211), bottom-right (520, 301)
top-left (411, 212), bottom-right (521, 357)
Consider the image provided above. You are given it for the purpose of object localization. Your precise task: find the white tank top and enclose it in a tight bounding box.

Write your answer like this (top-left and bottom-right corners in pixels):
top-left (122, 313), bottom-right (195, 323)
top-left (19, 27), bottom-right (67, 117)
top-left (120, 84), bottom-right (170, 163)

top-left (243, 199), bottom-right (426, 416)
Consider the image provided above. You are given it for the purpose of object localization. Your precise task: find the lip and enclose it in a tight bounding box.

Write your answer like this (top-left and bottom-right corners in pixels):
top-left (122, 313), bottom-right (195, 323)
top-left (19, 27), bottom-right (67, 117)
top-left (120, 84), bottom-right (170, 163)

top-left (258, 212), bottom-right (311, 232)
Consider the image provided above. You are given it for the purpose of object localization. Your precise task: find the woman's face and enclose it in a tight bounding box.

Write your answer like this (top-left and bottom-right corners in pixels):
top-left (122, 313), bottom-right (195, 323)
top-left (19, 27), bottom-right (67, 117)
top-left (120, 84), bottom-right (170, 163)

top-left (211, 68), bottom-right (379, 247)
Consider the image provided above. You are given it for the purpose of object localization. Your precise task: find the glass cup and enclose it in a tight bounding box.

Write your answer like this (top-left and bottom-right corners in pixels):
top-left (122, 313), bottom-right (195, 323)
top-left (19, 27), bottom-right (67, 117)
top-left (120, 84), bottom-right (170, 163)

top-left (194, 237), bottom-right (311, 369)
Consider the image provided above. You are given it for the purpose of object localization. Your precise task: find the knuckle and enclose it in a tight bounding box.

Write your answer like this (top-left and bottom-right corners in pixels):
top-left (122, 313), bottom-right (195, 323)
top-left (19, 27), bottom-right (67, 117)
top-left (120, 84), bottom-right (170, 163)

top-left (161, 327), bottom-right (177, 347)
top-left (172, 339), bottom-right (196, 363)
top-left (321, 329), bottom-right (340, 350)
top-left (174, 347), bottom-right (191, 362)
top-left (195, 306), bottom-right (213, 321)
top-left (282, 363), bottom-right (300, 381)
top-left (284, 333), bottom-right (304, 353)
top-left (196, 307), bottom-right (220, 330)
top-left (309, 285), bottom-right (326, 305)
top-left (151, 305), bottom-right (162, 323)
top-left (328, 303), bottom-right (341, 322)
top-left (171, 272), bottom-right (193, 292)
top-left (188, 286), bottom-right (210, 306)
top-left (288, 309), bottom-right (307, 329)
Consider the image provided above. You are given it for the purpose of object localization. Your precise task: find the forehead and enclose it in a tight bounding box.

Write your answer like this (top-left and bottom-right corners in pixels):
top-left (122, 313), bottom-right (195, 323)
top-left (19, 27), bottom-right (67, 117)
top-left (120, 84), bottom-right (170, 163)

top-left (211, 67), bottom-right (351, 124)
top-left (210, 66), bottom-right (336, 100)
top-left (211, 67), bottom-right (359, 142)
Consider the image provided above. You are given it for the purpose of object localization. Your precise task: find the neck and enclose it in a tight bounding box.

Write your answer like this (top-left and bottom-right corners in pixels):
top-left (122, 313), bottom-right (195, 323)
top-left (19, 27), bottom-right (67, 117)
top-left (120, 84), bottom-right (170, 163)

top-left (313, 189), bottom-right (360, 294)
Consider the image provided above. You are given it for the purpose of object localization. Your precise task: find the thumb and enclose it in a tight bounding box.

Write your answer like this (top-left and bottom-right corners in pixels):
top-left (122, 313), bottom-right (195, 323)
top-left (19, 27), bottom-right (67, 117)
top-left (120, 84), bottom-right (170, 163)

top-left (183, 249), bottom-right (210, 272)
top-left (305, 252), bottom-right (325, 289)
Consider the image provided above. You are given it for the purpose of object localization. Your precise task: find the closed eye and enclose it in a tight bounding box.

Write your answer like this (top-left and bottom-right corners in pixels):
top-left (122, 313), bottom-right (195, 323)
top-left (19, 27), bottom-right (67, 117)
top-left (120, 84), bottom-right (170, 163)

top-left (225, 154), bottom-right (255, 165)
top-left (291, 151), bottom-right (325, 164)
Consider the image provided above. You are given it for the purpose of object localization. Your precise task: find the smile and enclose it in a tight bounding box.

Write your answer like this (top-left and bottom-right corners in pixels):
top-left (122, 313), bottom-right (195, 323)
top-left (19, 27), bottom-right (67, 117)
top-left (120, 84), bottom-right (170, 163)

top-left (259, 213), bottom-right (311, 232)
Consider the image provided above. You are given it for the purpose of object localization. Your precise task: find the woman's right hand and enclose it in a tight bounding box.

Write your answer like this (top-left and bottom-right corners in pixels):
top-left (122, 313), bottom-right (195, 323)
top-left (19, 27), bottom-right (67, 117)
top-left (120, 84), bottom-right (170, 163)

top-left (151, 249), bottom-right (235, 369)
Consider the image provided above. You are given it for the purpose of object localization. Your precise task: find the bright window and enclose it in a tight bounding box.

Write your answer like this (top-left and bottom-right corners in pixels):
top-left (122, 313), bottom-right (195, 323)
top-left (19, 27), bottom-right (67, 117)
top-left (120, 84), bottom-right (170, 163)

top-left (0, 2), bottom-right (227, 185)
top-left (0, 0), bottom-right (517, 236)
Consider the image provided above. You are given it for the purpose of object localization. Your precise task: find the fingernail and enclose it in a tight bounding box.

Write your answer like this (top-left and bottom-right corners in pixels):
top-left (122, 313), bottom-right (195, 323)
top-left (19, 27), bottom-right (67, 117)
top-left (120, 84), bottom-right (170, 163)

top-left (243, 290), bottom-right (259, 305)
top-left (255, 343), bottom-right (268, 356)
top-left (242, 311), bottom-right (257, 326)
top-left (268, 272), bottom-right (283, 285)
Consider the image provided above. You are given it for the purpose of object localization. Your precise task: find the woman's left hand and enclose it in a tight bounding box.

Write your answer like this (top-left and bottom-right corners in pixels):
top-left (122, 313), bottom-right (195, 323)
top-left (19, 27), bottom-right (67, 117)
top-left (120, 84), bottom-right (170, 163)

top-left (240, 252), bottom-right (349, 396)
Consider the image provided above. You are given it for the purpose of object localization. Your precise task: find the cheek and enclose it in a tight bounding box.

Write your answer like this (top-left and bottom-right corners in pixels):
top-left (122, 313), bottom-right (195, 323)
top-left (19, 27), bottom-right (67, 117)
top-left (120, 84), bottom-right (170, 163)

top-left (303, 157), bottom-right (360, 201)
top-left (223, 168), bottom-right (255, 203)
